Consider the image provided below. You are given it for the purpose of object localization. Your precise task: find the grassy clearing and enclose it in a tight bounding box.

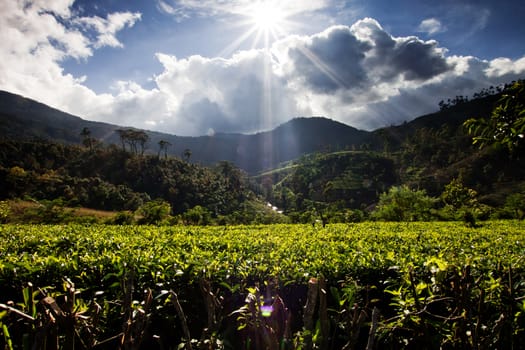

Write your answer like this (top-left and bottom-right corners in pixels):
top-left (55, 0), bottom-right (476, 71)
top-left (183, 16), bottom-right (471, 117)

top-left (3, 199), bottom-right (118, 223)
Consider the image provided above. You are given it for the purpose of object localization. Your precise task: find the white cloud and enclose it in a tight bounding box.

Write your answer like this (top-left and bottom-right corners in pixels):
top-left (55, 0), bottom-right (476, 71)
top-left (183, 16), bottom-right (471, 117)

top-left (156, 0), bottom-right (331, 18)
top-left (485, 56), bottom-right (525, 78)
top-left (156, 1), bottom-right (184, 18)
top-left (0, 1), bottom-right (141, 127)
top-left (417, 18), bottom-right (445, 35)
top-left (75, 12), bottom-right (142, 49)
top-left (137, 19), bottom-right (524, 134)
top-left (151, 51), bottom-right (300, 135)
top-left (27, 0), bottom-right (75, 18)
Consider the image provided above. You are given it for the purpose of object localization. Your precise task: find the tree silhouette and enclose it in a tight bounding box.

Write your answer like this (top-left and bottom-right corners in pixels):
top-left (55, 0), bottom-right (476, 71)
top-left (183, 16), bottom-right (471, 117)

top-left (116, 129), bottom-right (150, 155)
top-left (183, 148), bottom-right (192, 161)
top-left (80, 127), bottom-right (96, 152)
top-left (158, 140), bottom-right (172, 159)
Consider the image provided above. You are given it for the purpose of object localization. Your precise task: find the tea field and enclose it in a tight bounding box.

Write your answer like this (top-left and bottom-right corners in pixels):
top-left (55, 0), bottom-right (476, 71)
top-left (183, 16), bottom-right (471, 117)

top-left (1, 221), bottom-right (524, 349)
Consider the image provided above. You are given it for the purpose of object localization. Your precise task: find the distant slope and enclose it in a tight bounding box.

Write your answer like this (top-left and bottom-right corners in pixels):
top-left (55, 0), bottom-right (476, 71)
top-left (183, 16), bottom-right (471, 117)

top-left (262, 150), bottom-right (398, 211)
top-left (367, 95), bottom-right (500, 151)
top-left (0, 89), bottom-right (505, 174)
top-left (0, 90), bottom-right (370, 173)
top-left (0, 90), bottom-right (121, 144)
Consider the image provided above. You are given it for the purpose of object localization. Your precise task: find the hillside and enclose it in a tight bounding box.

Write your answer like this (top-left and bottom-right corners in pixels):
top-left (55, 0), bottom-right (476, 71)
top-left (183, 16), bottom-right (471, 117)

top-left (367, 94), bottom-right (501, 152)
top-left (1, 85), bottom-right (524, 224)
top-left (0, 89), bottom-right (507, 175)
top-left (0, 91), bottom-right (368, 173)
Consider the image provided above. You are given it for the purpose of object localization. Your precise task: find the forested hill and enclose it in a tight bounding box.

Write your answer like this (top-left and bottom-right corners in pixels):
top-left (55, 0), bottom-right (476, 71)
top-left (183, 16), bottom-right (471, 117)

top-left (1, 81), bottom-right (524, 223)
top-left (0, 88), bottom-right (512, 174)
top-left (0, 90), bottom-right (367, 173)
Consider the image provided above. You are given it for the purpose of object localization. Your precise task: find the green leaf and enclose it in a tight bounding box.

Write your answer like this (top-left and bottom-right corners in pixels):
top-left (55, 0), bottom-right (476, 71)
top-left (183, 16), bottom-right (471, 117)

top-left (2, 323), bottom-right (13, 350)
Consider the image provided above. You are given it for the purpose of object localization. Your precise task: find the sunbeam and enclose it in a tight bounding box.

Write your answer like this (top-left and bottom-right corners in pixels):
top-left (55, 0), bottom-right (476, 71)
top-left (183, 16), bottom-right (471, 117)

top-left (295, 45), bottom-right (350, 90)
top-left (220, 1), bottom-right (294, 54)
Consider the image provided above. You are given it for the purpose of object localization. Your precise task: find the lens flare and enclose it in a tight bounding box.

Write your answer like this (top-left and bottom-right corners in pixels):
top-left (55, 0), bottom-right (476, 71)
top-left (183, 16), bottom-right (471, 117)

top-left (261, 304), bottom-right (273, 317)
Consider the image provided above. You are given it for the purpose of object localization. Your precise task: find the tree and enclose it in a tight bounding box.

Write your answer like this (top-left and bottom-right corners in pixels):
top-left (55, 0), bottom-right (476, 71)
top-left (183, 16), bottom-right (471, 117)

top-left (115, 129), bottom-right (150, 155)
top-left (183, 148), bottom-right (192, 161)
top-left (372, 185), bottom-right (437, 221)
top-left (116, 129), bottom-right (130, 151)
top-left (441, 177), bottom-right (478, 210)
top-left (183, 205), bottom-right (212, 225)
top-left (80, 127), bottom-right (98, 152)
top-left (440, 177), bottom-right (486, 224)
top-left (158, 140), bottom-right (172, 159)
top-left (464, 80), bottom-right (525, 154)
top-left (136, 130), bottom-right (149, 155)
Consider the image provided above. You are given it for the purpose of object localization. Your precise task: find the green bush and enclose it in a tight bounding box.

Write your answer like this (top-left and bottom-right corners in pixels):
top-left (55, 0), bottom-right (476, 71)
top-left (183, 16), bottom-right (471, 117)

top-left (372, 185), bottom-right (437, 221)
top-left (183, 205), bottom-right (212, 225)
top-left (504, 192), bottom-right (525, 219)
top-left (136, 199), bottom-right (172, 225)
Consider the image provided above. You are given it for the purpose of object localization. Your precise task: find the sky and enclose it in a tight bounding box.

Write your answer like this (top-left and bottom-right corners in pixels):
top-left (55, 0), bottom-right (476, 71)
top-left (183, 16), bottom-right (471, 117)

top-left (1, 0), bottom-right (524, 136)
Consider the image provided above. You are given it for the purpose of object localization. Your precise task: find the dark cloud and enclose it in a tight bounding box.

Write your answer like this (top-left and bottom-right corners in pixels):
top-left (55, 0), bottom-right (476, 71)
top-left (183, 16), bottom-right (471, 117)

top-left (389, 39), bottom-right (451, 80)
top-left (285, 19), bottom-right (452, 98)
top-left (356, 18), bottom-right (452, 81)
top-left (179, 97), bottom-right (230, 134)
top-left (287, 26), bottom-right (370, 93)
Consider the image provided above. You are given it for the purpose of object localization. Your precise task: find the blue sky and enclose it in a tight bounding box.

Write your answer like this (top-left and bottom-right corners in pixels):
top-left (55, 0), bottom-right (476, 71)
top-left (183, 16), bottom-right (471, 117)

top-left (1, 0), bottom-right (524, 136)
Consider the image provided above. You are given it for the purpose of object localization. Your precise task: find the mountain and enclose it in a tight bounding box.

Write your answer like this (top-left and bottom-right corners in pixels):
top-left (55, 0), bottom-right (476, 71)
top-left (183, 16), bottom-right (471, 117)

top-left (0, 90), bottom-right (121, 144)
top-left (367, 94), bottom-right (501, 152)
top-left (2, 88), bottom-right (524, 220)
top-left (0, 90), bottom-right (369, 173)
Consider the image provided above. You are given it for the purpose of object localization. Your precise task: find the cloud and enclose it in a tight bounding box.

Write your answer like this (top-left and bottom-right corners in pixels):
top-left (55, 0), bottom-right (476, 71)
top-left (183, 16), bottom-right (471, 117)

top-left (485, 56), bottom-right (525, 78)
top-left (284, 26), bottom-right (370, 93)
top-left (156, 0), bottom-right (331, 19)
top-left (443, 5), bottom-right (490, 44)
top-left (417, 18), bottom-right (445, 35)
top-left (75, 12), bottom-right (142, 49)
top-left (1, 2), bottom-right (524, 137)
top-left (156, 1), bottom-right (186, 18)
top-left (278, 18), bottom-right (451, 107)
top-left (0, 1), bottom-right (141, 126)
top-left (151, 51), bottom-right (300, 135)
top-left (138, 18), bottom-right (523, 134)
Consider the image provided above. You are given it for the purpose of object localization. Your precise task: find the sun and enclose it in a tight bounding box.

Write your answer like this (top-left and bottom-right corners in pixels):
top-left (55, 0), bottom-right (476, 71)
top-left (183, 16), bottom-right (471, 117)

top-left (217, 1), bottom-right (293, 56)
top-left (250, 2), bottom-right (285, 33)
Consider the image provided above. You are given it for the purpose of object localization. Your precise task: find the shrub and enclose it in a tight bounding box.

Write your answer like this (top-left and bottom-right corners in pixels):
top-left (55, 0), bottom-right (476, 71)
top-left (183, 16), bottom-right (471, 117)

top-left (183, 205), bottom-right (212, 225)
top-left (136, 199), bottom-right (171, 225)
top-left (372, 185), bottom-right (437, 221)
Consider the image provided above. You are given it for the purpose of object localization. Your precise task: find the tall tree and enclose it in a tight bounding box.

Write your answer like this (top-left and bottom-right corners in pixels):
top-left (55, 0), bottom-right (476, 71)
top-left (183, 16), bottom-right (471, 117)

top-left (158, 140), bottom-right (172, 159)
top-left (115, 129), bottom-right (150, 155)
top-left (116, 129), bottom-right (129, 151)
top-left (464, 80), bottom-right (525, 154)
top-left (372, 185), bottom-right (436, 221)
top-left (135, 130), bottom-right (149, 155)
top-left (80, 127), bottom-right (98, 152)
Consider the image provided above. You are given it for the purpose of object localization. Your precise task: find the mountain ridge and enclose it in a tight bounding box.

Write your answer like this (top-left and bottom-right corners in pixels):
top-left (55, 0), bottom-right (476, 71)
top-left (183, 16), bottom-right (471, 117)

top-left (0, 88), bottom-right (501, 173)
top-left (0, 90), bottom-right (371, 173)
